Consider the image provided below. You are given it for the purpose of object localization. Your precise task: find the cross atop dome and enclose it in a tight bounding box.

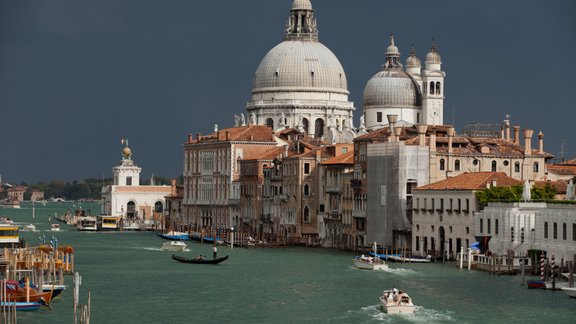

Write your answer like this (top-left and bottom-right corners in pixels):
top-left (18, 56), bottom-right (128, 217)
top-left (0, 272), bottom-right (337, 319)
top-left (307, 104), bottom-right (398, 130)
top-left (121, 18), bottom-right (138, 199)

top-left (285, 0), bottom-right (318, 41)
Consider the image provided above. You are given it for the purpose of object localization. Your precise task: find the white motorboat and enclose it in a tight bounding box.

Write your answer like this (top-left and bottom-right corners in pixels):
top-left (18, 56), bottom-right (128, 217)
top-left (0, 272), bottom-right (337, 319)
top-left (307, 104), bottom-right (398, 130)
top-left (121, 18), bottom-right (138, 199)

top-left (379, 289), bottom-right (415, 314)
top-left (162, 241), bottom-right (187, 252)
top-left (21, 224), bottom-right (37, 232)
top-left (353, 255), bottom-right (388, 271)
top-left (561, 287), bottom-right (576, 298)
top-left (50, 224), bottom-right (61, 231)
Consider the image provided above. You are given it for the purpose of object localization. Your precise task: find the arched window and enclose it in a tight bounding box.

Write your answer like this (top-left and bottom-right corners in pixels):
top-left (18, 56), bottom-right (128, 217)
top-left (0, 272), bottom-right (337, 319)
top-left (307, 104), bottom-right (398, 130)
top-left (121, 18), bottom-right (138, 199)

top-left (436, 82), bottom-right (441, 95)
top-left (429, 81), bottom-right (435, 95)
top-left (266, 118), bottom-right (274, 129)
top-left (304, 183), bottom-right (310, 196)
top-left (302, 118), bottom-right (309, 134)
top-left (127, 201), bottom-right (136, 218)
top-left (439, 158), bottom-right (445, 171)
top-left (303, 206), bottom-right (310, 223)
top-left (491, 160), bottom-right (497, 172)
top-left (455, 159), bottom-right (461, 171)
top-left (314, 118), bottom-right (324, 138)
top-left (154, 201), bottom-right (163, 213)
top-left (514, 162), bottom-right (520, 173)
top-left (533, 162), bottom-right (539, 173)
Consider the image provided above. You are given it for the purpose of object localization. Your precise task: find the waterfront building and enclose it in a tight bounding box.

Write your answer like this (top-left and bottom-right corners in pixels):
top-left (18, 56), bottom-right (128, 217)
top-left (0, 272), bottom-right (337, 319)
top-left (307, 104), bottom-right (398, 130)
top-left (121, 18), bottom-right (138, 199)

top-left (182, 125), bottom-right (284, 234)
top-left (6, 186), bottom-right (26, 202)
top-left (245, 0), bottom-right (356, 142)
top-left (30, 191), bottom-right (44, 202)
top-left (475, 202), bottom-right (576, 262)
top-left (319, 148), bottom-right (355, 249)
top-left (101, 142), bottom-right (171, 225)
top-left (545, 161), bottom-right (576, 181)
top-left (363, 36), bottom-right (445, 129)
top-left (412, 172), bottom-right (520, 258)
top-left (164, 180), bottom-right (184, 230)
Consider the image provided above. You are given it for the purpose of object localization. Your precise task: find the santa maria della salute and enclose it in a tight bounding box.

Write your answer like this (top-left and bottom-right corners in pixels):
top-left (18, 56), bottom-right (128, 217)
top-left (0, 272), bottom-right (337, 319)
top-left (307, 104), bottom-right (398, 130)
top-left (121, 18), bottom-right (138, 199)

top-left (172, 0), bottom-right (566, 264)
top-left (245, 0), bottom-right (445, 142)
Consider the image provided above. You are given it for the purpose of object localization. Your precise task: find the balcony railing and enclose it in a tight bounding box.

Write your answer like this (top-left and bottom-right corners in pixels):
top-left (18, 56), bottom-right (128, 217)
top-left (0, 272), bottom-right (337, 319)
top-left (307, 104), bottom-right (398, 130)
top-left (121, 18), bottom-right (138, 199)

top-left (325, 186), bottom-right (342, 193)
top-left (352, 209), bottom-right (365, 218)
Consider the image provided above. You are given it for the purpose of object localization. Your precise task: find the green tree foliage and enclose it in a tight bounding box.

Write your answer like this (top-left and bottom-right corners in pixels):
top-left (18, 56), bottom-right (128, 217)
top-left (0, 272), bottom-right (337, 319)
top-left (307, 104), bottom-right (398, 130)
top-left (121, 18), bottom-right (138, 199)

top-left (476, 184), bottom-right (557, 207)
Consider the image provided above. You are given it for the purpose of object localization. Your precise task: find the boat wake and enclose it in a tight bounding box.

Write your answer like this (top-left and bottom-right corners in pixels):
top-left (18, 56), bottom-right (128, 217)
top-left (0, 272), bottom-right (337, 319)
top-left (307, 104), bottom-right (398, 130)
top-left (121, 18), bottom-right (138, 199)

top-left (356, 304), bottom-right (456, 323)
top-left (384, 267), bottom-right (417, 275)
top-left (139, 247), bottom-right (191, 252)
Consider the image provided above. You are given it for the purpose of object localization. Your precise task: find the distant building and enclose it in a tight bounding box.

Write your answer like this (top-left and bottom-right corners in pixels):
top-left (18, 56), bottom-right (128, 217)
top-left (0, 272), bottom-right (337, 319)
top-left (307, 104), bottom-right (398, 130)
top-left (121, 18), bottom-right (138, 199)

top-left (412, 172), bottom-right (520, 258)
top-left (164, 180), bottom-right (184, 230)
top-left (101, 141), bottom-right (171, 224)
top-left (7, 186), bottom-right (26, 202)
top-left (30, 191), bottom-right (44, 202)
top-left (475, 202), bottom-right (576, 262)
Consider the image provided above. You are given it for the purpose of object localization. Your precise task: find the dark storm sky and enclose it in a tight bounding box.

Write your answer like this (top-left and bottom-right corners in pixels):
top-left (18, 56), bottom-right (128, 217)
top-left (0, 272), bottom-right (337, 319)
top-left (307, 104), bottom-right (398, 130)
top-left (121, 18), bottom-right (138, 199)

top-left (1, 0), bottom-right (575, 184)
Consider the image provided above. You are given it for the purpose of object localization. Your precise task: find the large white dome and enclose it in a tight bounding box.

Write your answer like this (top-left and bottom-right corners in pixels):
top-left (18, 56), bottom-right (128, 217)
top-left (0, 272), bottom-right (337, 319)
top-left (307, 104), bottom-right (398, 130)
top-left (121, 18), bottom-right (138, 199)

top-left (252, 40), bottom-right (349, 95)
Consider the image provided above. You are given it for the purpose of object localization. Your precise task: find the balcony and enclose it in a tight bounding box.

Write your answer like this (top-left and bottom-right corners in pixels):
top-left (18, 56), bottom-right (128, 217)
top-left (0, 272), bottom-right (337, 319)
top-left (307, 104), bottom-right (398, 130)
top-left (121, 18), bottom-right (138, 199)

top-left (352, 209), bottom-right (365, 218)
top-left (325, 186), bottom-right (342, 193)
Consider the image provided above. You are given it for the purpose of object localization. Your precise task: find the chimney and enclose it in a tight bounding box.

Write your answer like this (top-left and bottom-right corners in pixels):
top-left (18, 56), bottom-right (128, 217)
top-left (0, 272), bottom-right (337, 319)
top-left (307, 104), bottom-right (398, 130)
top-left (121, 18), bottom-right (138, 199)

top-left (524, 129), bottom-right (533, 155)
top-left (283, 145), bottom-right (289, 158)
top-left (416, 124), bottom-right (428, 147)
top-left (430, 132), bottom-right (437, 152)
top-left (505, 120), bottom-right (511, 141)
top-left (387, 114), bottom-right (398, 142)
top-left (447, 127), bottom-right (455, 154)
top-left (513, 126), bottom-right (520, 145)
top-left (187, 134), bottom-right (192, 143)
top-left (196, 132), bottom-right (201, 140)
top-left (491, 179), bottom-right (497, 187)
top-left (538, 131), bottom-right (544, 154)
top-left (316, 149), bottom-right (322, 160)
top-left (214, 124), bottom-right (218, 132)
top-left (500, 127), bottom-right (505, 140)
top-left (250, 134), bottom-right (254, 141)
top-left (394, 127), bottom-right (402, 141)
top-left (171, 179), bottom-right (177, 195)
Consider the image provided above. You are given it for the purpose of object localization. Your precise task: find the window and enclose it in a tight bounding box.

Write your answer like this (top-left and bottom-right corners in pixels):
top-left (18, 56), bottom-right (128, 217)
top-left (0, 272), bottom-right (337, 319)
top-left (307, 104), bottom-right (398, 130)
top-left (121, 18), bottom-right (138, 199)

top-left (440, 198), bottom-right (444, 211)
top-left (416, 236), bottom-right (420, 251)
top-left (521, 227), bottom-right (525, 243)
top-left (303, 206), bottom-right (310, 223)
top-left (533, 162), bottom-right (539, 173)
top-left (491, 160), bottom-right (497, 172)
top-left (126, 176), bottom-right (132, 186)
top-left (377, 112), bottom-right (383, 123)
top-left (495, 219), bottom-right (499, 234)
top-left (303, 183), bottom-right (310, 196)
top-left (431, 198), bottom-right (435, 211)
top-left (440, 159), bottom-right (445, 171)
top-left (465, 199), bottom-right (470, 212)
top-left (319, 204), bottom-right (324, 212)
top-left (573, 224), bottom-right (576, 241)
top-left (503, 160), bottom-right (509, 166)
top-left (480, 219), bottom-right (483, 233)
top-left (511, 226), bottom-right (514, 242)
top-left (488, 219), bottom-right (491, 234)
top-left (436, 82), bottom-right (441, 95)
top-left (553, 222), bottom-right (558, 239)
top-left (304, 163), bottom-right (310, 175)
top-left (563, 223), bottom-right (566, 240)
top-left (515, 162), bottom-right (520, 173)
top-left (455, 160), bottom-right (461, 171)
top-left (417, 113), bottom-right (420, 124)
top-left (266, 118), bottom-right (274, 129)
top-left (544, 222), bottom-right (548, 239)
top-left (429, 81), bottom-right (435, 95)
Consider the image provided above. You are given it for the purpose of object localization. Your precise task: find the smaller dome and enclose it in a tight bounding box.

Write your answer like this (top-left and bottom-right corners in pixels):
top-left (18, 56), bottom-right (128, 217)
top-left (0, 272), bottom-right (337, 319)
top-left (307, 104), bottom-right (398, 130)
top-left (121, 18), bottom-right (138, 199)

top-left (291, 0), bottom-right (313, 10)
top-left (426, 43), bottom-right (441, 63)
top-left (385, 35), bottom-right (400, 57)
top-left (405, 47), bottom-right (421, 67)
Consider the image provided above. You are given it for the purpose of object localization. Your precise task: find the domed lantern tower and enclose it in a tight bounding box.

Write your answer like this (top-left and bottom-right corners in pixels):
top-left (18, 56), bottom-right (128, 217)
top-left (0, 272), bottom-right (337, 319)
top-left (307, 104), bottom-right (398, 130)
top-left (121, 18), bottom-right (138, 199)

top-left (246, 0), bottom-right (355, 138)
top-left (113, 139), bottom-right (141, 186)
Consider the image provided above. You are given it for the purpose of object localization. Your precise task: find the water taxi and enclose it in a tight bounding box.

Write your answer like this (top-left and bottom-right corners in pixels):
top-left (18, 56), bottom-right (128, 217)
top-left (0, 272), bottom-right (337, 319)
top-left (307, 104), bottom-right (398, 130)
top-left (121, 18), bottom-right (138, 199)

top-left (0, 223), bottom-right (22, 247)
top-left (561, 287), bottom-right (576, 298)
top-left (379, 288), bottom-right (415, 314)
top-left (353, 255), bottom-right (388, 271)
top-left (50, 224), bottom-right (61, 231)
top-left (98, 215), bottom-right (120, 231)
top-left (161, 241), bottom-right (187, 252)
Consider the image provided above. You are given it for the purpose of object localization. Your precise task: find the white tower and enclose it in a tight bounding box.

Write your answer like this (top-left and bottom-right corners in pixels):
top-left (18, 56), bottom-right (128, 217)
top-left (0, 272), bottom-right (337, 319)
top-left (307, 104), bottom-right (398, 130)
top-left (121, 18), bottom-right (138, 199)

top-left (421, 41), bottom-right (446, 125)
top-left (113, 140), bottom-right (141, 186)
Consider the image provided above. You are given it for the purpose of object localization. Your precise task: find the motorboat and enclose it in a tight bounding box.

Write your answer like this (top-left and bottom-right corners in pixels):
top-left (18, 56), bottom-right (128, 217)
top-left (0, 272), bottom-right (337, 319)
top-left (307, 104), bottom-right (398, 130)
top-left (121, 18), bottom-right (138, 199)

top-left (353, 255), bottom-right (388, 271)
top-left (161, 241), bottom-right (187, 252)
top-left (21, 224), bottom-right (37, 232)
top-left (77, 216), bottom-right (98, 231)
top-left (50, 224), bottom-right (61, 231)
top-left (157, 231), bottom-right (190, 241)
top-left (379, 289), bottom-right (415, 314)
top-left (561, 287), bottom-right (576, 298)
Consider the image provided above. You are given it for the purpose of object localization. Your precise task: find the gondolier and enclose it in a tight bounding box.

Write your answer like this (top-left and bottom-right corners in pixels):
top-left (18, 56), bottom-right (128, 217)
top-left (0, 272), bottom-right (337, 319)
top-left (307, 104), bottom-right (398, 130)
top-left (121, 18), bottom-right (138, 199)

top-left (213, 246), bottom-right (218, 259)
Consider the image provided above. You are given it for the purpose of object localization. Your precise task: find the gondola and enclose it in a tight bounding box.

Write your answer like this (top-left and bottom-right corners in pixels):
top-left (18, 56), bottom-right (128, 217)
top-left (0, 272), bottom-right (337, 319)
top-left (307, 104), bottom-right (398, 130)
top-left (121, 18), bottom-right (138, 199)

top-left (171, 254), bottom-right (229, 264)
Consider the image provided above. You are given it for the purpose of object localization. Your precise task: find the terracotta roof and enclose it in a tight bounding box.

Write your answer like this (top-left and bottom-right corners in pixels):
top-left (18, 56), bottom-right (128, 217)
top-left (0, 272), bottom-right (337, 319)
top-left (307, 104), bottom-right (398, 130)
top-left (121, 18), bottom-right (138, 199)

top-left (243, 147), bottom-right (286, 161)
top-left (188, 125), bottom-right (276, 144)
top-left (546, 164), bottom-right (576, 176)
top-left (321, 151), bottom-right (354, 165)
top-left (415, 172), bottom-right (521, 191)
top-left (534, 180), bottom-right (567, 194)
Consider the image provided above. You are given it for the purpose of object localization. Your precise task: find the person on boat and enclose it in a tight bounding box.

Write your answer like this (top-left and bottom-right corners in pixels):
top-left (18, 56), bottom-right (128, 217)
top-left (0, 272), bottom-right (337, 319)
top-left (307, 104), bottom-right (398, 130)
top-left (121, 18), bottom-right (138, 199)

top-left (392, 288), bottom-right (399, 303)
top-left (213, 246), bottom-right (218, 259)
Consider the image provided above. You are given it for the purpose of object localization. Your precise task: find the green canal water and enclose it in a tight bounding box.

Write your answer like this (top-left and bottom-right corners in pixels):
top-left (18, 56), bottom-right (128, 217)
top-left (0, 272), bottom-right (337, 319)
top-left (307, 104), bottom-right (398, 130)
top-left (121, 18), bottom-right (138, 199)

top-left (1, 202), bottom-right (574, 323)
